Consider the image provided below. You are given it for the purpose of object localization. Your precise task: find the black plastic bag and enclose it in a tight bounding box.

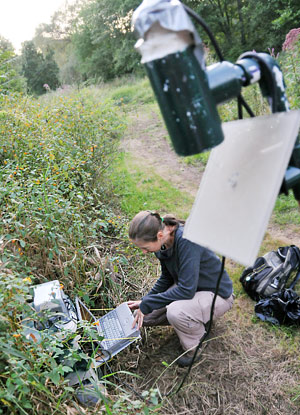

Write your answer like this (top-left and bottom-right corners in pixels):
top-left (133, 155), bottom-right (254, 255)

top-left (255, 289), bottom-right (300, 326)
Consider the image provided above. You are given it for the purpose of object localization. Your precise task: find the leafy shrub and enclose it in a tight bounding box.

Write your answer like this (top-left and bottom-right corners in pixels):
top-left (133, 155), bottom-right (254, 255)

top-left (0, 89), bottom-right (125, 284)
top-left (0, 88), bottom-right (146, 414)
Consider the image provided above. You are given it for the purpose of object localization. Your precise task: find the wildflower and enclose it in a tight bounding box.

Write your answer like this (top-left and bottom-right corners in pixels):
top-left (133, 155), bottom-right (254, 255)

top-left (13, 334), bottom-right (21, 338)
top-left (23, 277), bottom-right (32, 283)
top-left (282, 28), bottom-right (300, 51)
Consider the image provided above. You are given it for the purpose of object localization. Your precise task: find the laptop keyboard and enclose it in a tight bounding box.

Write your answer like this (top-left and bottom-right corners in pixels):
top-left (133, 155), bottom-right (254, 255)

top-left (99, 310), bottom-right (125, 350)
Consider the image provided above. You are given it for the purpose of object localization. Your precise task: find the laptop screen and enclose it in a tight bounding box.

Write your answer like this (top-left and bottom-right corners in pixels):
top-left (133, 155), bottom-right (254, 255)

top-left (76, 297), bottom-right (98, 324)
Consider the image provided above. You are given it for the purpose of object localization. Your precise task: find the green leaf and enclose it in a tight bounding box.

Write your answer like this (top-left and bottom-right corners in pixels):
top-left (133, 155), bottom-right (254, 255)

top-left (48, 370), bottom-right (61, 386)
top-left (62, 366), bottom-right (73, 373)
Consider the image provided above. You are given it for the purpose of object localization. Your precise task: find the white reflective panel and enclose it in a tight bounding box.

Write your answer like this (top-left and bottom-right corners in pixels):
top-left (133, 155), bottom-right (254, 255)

top-left (184, 110), bottom-right (300, 266)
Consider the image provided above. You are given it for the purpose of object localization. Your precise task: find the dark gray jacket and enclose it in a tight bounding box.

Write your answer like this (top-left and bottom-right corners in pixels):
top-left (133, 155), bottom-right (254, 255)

top-left (140, 226), bottom-right (233, 315)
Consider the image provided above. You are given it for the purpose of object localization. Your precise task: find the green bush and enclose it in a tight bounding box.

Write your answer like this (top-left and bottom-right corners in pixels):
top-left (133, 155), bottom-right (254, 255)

top-left (0, 88), bottom-right (144, 413)
top-left (0, 89), bottom-right (125, 283)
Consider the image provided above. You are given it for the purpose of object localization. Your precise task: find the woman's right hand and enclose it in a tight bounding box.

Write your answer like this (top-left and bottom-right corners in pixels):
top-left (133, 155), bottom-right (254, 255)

top-left (127, 300), bottom-right (142, 310)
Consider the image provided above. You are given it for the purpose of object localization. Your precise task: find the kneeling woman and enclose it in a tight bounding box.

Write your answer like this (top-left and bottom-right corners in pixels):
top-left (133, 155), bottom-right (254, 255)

top-left (128, 211), bottom-right (234, 367)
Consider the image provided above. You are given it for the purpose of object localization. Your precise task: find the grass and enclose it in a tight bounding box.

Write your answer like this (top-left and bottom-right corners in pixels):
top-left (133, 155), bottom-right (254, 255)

top-left (107, 77), bottom-right (156, 108)
top-left (110, 153), bottom-right (194, 219)
top-left (273, 192), bottom-right (300, 225)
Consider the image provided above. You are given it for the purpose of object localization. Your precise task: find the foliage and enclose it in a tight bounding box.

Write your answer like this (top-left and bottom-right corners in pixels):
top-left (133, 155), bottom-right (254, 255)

top-left (0, 36), bottom-right (25, 94)
top-left (184, 0), bottom-right (300, 60)
top-left (0, 88), bottom-right (125, 284)
top-left (0, 88), bottom-right (115, 411)
top-left (32, 0), bottom-right (143, 83)
top-left (0, 86), bottom-right (163, 413)
top-left (0, 272), bottom-right (86, 413)
top-left (21, 41), bottom-right (60, 95)
top-left (33, 1), bottom-right (85, 85)
top-left (278, 34), bottom-right (300, 110)
top-left (4, 0), bottom-right (299, 86)
top-left (72, 0), bottom-right (142, 82)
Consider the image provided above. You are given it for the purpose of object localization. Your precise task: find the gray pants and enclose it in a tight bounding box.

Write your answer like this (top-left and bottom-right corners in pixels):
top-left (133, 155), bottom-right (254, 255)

top-left (143, 291), bottom-right (234, 351)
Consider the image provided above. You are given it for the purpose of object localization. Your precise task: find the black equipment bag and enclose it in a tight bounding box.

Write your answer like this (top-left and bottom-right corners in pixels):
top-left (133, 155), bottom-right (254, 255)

top-left (255, 286), bottom-right (300, 326)
top-left (240, 245), bottom-right (300, 301)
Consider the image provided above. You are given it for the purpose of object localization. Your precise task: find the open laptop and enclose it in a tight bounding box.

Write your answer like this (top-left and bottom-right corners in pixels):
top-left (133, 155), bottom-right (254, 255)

top-left (75, 297), bottom-right (140, 365)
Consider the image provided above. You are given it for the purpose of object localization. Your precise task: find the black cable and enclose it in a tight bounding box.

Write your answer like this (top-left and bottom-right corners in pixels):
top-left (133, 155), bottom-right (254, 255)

top-left (238, 94), bottom-right (255, 118)
top-left (237, 95), bottom-right (243, 119)
top-left (166, 256), bottom-right (226, 397)
top-left (182, 4), bottom-right (225, 62)
top-left (182, 4), bottom-right (255, 119)
top-left (104, 359), bottom-right (145, 400)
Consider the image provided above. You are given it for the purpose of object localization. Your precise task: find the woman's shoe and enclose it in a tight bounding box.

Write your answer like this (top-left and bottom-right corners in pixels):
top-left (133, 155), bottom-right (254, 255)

top-left (177, 350), bottom-right (201, 367)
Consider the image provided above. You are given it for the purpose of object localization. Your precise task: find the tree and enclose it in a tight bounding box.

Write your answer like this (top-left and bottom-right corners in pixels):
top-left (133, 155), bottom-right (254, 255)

top-left (184, 0), bottom-right (300, 60)
top-left (0, 35), bottom-right (25, 94)
top-left (72, 0), bottom-right (142, 81)
top-left (41, 48), bottom-right (60, 90)
top-left (21, 41), bottom-right (60, 95)
top-left (33, 0), bottom-right (85, 84)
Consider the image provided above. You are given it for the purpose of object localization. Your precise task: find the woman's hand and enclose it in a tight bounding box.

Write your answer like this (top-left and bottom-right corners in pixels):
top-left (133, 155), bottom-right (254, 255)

top-left (132, 308), bottom-right (144, 330)
top-left (127, 300), bottom-right (142, 310)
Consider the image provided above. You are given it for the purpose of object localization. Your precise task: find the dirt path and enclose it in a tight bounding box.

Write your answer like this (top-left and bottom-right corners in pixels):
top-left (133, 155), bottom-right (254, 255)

top-left (123, 108), bottom-right (300, 248)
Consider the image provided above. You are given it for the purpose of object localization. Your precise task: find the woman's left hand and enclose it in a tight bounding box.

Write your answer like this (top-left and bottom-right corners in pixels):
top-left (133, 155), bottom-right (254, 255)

top-left (132, 308), bottom-right (144, 330)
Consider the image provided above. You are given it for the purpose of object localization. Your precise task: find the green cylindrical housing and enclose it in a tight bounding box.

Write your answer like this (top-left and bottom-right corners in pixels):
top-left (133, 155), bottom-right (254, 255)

top-left (144, 46), bottom-right (224, 156)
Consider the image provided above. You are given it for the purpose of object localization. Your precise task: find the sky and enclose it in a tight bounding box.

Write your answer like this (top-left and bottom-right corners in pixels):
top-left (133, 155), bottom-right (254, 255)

top-left (0, 0), bottom-right (69, 53)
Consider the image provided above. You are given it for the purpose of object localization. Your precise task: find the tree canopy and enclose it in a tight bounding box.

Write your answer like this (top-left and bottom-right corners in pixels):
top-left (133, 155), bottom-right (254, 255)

top-left (4, 0), bottom-right (300, 88)
top-left (0, 36), bottom-right (25, 94)
top-left (21, 41), bottom-right (60, 95)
